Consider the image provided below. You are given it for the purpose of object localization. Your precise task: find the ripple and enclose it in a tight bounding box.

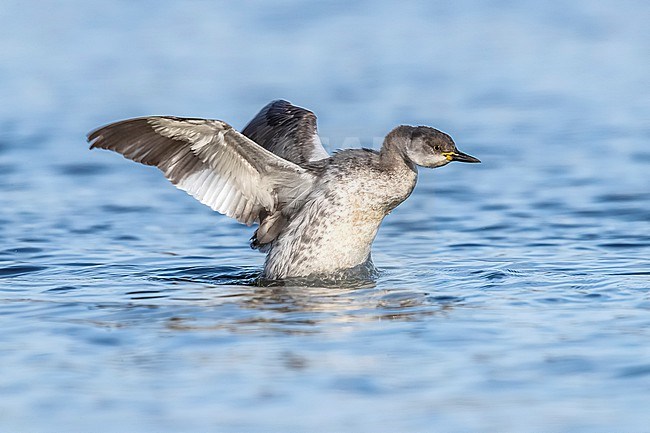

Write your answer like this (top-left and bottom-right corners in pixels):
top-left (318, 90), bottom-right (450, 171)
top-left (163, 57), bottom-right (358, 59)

top-left (15, 247), bottom-right (43, 254)
top-left (544, 356), bottom-right (595, 374)
top-left (426, 295), bottom-right (464, 303)
top-left (599, 242), bottom-right (649, 249)
top-left (0, 163), bottom-right (17, 175)
top-left (101, 204), bottom-right (153, 214)
top-left (532, 200), bottom-right (566, 210)
top-left (449, 242), bottom-right (492, 248)
top-left (60, 262), bottom-right (103, 268)
top-left (618, 364), bottom-right (650, 378)
top-left (537, 297), bottom-right (570, 304)
top-left (630, 151), bottom-right (650, 163)
top-left (44, 286), bottom-right (79, 293)
top-left (466, 223), bottom-right (512, 232)
top-left (151, 265), bottom-right (260, 285)
top-left (473, 269), bottom-right (512, 281)
top-left (2, 246), bottom-right (44, 256)
top-left (0, 265), bottom-right (47, 278)
top-left (377, 290), bottom-right (427, 308)
top-left (574, 207), bottom-right (650, 222)
top-left (610, 271), bottom-right (650, 276)
top-left (596, 192), bottom-right (650, 203)
top-left (56, 162), bottom-right (112, 177)
top-left (113, 235), bottom-right (140, 241)
top-left (480, 203), bottom-right (510, 211)
top-left (125, 290), bottom-right (171, 300)
top-left (69, 223), bottom-right (112, 234)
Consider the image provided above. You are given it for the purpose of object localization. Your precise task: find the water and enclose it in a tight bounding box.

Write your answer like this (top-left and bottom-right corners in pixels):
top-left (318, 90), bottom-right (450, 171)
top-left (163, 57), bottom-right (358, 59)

top-left (1, 1), bottom-right (649, 431)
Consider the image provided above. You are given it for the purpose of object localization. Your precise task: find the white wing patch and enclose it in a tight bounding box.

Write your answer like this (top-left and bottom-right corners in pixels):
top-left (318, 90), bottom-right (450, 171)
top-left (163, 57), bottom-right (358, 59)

top-left (175, 168), bottom-right (260, 224)
top-left (145, 117), bottom-right (270, 224)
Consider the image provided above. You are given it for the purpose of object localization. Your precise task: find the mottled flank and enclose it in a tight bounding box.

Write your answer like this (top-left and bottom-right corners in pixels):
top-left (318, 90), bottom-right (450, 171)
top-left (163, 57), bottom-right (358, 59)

top-left (88, 100), bottom-right (479, 279)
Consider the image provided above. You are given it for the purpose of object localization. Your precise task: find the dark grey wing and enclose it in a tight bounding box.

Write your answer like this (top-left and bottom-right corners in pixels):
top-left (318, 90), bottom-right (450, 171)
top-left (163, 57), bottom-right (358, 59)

top-left (241, 100), bottom-right (329, 166)
top-left (88, 116), bottom-right (314, 226)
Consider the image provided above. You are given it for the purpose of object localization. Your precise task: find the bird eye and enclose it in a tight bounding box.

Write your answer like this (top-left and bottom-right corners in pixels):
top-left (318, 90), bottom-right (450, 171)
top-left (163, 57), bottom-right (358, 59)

top-left (433, 145), bottom-right (440, 151)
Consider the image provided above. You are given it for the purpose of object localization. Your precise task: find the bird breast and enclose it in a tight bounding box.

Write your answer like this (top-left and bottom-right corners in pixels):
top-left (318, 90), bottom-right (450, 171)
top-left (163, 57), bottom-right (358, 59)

top-left (263, 161), bottom-right (417, 279)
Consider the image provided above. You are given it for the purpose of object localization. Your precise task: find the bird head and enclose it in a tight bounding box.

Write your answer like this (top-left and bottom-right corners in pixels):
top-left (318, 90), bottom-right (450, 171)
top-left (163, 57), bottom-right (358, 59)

top-left (396, 125), bottom-right (480, 168)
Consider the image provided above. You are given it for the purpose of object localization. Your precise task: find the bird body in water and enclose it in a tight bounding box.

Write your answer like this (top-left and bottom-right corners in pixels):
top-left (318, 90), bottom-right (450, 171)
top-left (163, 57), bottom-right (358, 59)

top-left (88, 100), bottom-right (480, 280)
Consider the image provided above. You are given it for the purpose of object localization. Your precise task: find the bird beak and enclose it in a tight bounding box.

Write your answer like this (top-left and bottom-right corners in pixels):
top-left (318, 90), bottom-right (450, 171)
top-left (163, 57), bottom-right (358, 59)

top-left (443, 150), bottom-right (481, 163)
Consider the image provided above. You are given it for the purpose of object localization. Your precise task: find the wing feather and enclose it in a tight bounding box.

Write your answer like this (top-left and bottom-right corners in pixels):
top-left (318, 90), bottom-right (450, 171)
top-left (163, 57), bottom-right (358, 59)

top-left (241, 100), bottom-right (329, 166)
top-left (88, 116), bottom-right (313, 226)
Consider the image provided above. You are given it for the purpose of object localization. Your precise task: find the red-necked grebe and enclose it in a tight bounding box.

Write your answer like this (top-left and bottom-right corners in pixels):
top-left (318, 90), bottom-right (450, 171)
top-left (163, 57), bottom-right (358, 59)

top-left (88, 100), bottom-right (480, 279)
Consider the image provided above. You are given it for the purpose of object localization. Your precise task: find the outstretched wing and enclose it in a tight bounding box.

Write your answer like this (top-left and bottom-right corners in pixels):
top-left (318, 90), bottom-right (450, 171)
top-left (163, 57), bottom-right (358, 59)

top-left (88, 116), bottom-right (314, 226)
top-left (241, 100), bottom-right (329, 166)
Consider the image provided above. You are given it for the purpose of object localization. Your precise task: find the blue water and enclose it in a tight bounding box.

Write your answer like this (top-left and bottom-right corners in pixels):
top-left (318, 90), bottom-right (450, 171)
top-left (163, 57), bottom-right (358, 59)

top-left (1, 1), bottom-right (649, 432)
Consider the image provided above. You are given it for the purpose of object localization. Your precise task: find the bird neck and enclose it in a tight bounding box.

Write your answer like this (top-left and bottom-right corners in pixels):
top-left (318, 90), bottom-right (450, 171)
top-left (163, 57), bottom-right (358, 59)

top-left (379, 128), bottom-right (417, 172)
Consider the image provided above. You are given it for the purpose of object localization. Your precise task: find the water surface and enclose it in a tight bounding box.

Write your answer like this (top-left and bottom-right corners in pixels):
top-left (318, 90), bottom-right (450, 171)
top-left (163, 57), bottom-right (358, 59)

top-left (1, 1), bottom-right (649, 432)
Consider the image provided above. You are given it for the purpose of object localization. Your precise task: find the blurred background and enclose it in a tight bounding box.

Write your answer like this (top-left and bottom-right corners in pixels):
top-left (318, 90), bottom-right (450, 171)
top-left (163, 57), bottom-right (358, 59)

top-left (1, 1), bottom-right (649, 432)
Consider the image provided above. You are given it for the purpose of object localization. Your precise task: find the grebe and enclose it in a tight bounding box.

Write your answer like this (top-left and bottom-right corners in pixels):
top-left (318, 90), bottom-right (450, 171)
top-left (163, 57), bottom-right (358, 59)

top-left (88, 100), bottom-right (480, 279)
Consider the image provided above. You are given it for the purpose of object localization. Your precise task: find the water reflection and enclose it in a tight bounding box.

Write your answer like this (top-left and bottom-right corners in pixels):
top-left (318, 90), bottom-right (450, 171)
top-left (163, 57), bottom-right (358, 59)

top-left (90, 265), bottom-right (468, 333)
